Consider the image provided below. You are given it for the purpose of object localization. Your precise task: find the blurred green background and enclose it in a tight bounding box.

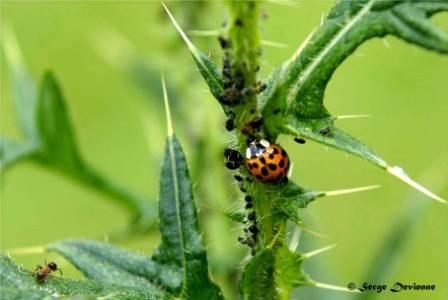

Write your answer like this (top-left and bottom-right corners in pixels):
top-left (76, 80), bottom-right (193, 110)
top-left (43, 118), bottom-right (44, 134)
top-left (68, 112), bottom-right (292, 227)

top-left (1, 1), bottom-right (447, 299)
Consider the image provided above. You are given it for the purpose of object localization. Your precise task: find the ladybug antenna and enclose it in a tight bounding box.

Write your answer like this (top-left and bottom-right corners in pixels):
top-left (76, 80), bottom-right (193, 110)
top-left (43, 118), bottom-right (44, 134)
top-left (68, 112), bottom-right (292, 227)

top-left (161, 73), bottom-right (174, 137)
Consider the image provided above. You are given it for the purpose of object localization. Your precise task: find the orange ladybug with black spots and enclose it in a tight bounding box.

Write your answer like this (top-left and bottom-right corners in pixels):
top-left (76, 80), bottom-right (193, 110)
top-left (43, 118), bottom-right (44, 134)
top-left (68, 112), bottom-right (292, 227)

top-left (245, 139), bottom-right (290, 184)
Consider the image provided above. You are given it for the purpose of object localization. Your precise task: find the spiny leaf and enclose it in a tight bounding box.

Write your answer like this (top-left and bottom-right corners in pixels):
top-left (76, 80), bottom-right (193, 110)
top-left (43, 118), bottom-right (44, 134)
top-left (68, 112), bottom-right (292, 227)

top-left (153, 79), bottom-right (223, 299)
top-left (47, 240), bottom-right (181, 292)
top-left (0, 255), bottom-right (170, 300)
top-left (162, 3), bottom-right (227, 113)
top-left (280, 0), bottom-right (448, 117)
top-left (283, 119), bottom-right (388, 168)
top-left (276, 246), bottom-right (311, 299)
top-left (260, 0), bottom-right (448, 203)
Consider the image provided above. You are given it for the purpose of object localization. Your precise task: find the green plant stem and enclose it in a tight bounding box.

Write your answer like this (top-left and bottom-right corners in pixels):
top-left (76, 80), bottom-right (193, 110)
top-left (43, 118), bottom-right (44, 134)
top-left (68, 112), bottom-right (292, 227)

top-left (226, 1), bottom-right (283, 299)
top-left (226, 0), bottom-right (260, 124)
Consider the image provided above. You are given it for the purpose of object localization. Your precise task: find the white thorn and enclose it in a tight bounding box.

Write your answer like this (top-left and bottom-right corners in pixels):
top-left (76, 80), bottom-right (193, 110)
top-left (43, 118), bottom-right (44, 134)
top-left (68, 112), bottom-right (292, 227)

top-left (261, 40), bottom-right (289, 49)
top-left (291, 28), bottom-right (316, 61)
top-left (266, 0), bottom-right (299, 8)
top-left (313, 281), bottom-right (361, 293)
top-left (302, 244), bottom-right (337, 259)
top-left (387, 166), bottom-right (447, 204)
top-left (162, 3), bottom-right (196, 53)
top-left (336, 114), bottom-right (371, 120)
top-left (161, 74), bottom-right (173, 137)
top-left (188, 29), bottom-right (222, 37)
top-left (311, 184), bottom-right (381, 197)
top-left (288, 227), bottom-right (301, 251)
top-left (298, 224), bottom-right (330, 241)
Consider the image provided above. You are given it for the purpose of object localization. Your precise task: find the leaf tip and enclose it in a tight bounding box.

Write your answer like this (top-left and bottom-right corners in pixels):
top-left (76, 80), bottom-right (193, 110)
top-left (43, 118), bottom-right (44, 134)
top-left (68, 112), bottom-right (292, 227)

top-left (161, 74), bottom-right (173, 137)
top-left (162, 2), bottom-right (195, 52)
top-left (387, 166), bottom-right (447, 204)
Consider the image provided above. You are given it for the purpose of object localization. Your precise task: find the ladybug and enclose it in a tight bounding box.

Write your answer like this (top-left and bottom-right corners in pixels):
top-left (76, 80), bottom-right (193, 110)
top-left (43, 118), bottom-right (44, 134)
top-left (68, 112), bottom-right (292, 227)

top-left (245, 139), bottom-right (290, 184)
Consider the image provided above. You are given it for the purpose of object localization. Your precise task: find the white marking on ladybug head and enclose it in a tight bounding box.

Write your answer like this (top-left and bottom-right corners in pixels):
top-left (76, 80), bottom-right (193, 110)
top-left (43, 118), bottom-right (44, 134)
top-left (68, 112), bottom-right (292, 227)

top-left (246, 148), bottom-right (252, 159)
top-left (260, 139), bottom-right (270, 148)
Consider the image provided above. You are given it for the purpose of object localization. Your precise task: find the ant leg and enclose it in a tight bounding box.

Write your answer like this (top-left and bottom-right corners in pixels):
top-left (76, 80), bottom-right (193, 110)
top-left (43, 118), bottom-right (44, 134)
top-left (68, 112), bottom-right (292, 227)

top-left (58, 268), bottom-right (63, 278)
top-left (35, 265), bottom-right (42, 271)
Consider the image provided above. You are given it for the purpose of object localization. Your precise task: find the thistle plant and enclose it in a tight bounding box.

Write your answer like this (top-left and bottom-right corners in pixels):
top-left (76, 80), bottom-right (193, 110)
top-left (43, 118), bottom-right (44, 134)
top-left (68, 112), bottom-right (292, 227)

top-left (1, 1), bottom-right (447, 299)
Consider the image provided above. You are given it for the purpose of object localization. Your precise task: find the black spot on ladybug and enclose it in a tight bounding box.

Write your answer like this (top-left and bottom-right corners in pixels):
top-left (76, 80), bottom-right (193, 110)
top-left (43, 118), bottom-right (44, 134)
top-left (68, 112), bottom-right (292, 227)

top-left (268, 163), bottom-right (277, 171)
top-left (269, 153), bottom-right (274, 159)
top-left (245, 202), bottom-right (253, 209)
top-left (261, 167), bottom-right (268, 176)
top-left (279, 159), bottom-right (285, 168)
top-left (320, 127), bottom-right (331, 135)
top-left (281, 149), bottom-right (287, 158)
top-left (273, 148), bottom-right (279, 155)
top-left (252, 162), bottom-right (259, 169)
top-left (294, 138), bottom-right (306, 144)
top-left (245, 195), bottom-right (252, 202)
top-left (259, 157), bottom-right (266, 165)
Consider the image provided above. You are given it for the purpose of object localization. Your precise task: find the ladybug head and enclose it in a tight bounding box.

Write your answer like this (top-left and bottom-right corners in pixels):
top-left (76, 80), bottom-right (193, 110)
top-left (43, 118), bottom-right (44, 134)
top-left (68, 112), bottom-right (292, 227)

top-left (246, 139), bottom-right (270, 159)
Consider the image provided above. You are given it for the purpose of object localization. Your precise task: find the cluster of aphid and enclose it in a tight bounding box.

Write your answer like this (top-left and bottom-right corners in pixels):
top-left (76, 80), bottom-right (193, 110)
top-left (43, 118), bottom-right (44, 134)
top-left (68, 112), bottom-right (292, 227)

top-left (218, 32), bottom-right (289, 254)
top-left (217, 29), bottom-right (333, 254)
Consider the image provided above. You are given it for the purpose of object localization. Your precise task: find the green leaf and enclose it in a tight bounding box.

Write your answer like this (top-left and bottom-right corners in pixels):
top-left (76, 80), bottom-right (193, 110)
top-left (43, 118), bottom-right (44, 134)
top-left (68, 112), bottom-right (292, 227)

top-left (47, 239), bottom-right (181, 292)
top-left (240, 249), bottom-right (276, 300)
top-left (156, 76), bottom-right (223, 299)
top-left (154, 133), bottom-right (223, 299)
top-left (162, 3), bottom-right (227, 114)
top-left (272, 182), bottom-right (317, 224)
top-left (0, 255), bottom-right (170, 300)
top-left (263, 0), bottom-right (448, 203)
top-left (276, 247), bottom-right (310, 299)
top-left (281, 0), bottom-right (448, 118)
top-left (2, 27), bottom-right (38, 139)
top-left (283, 119), bottom-right (388, 168)
top-left (36, 72), bottom-right (83, 173)
top-left (0, 138), bottom-right (37, 172)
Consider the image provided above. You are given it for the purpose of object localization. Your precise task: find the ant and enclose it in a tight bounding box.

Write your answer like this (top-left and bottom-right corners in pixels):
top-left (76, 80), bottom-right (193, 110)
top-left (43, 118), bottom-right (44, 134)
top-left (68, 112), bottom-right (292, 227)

top-left (34, 261), bottom-right (62, 284)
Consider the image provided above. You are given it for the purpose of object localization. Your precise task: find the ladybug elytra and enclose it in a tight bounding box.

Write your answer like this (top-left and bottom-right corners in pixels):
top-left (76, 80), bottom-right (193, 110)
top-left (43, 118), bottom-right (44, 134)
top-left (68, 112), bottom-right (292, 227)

top-left (245, 139), bottom-right (290, 184)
